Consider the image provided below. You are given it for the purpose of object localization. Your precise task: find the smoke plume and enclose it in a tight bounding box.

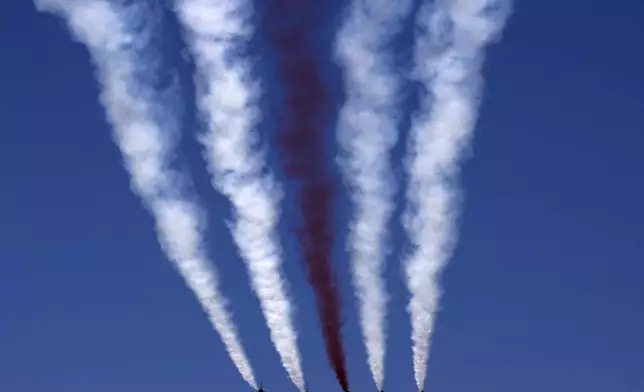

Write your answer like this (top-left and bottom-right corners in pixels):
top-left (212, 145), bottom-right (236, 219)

top-left (403, 0), bottom-right (511, 390)
top-left (174, 0), bottom-right (305, 390)
top-left (34, 0), bottom-right (257, 388)
top-left (335, 0), bottom-right (414, 389)
top-left (265, 0), bottom-right (349, 390)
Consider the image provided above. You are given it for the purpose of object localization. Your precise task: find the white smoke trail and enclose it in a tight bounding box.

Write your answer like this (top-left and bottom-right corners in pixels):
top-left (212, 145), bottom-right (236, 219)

top-left (34, 0), bottom-right (257, 388)
top-left (173, 1), bottom-right (305, 390)
top-left (334, 0), bottom-right (414, 389)
top-left (404, 0), bottom-right (511, 390)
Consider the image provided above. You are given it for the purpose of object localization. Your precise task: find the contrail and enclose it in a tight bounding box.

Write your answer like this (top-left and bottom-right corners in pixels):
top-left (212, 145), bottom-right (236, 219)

top-left (265, 1), bottom-right (349, 390)
top-left (34, 0), bottom-right (257, 388)
top-left (173, 1), bottom-right (305, 390)
top-left (403, 0), bottom-right (511, 390)
top-left (335, 0), bottom-right (414, 389)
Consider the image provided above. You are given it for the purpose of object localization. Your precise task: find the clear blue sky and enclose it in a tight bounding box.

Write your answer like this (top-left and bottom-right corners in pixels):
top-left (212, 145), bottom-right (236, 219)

top-left (2, 0), bottom-right (643, 391)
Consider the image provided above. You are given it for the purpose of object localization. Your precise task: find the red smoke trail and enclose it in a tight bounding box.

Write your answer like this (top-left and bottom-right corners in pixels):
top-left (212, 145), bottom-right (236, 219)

top-left (265, 1), bottom-right (349, 391)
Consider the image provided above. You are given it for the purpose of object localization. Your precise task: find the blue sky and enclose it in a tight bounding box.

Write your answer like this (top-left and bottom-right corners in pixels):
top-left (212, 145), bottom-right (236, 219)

top-left (1, 0), bottom-right (644, 391)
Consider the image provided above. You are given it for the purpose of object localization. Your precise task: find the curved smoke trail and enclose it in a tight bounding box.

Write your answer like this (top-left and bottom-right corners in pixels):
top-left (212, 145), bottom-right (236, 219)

top-left (404, 0), bottom-right (511, 390)
top-left (335, 0), bottom-right (413, 389)
top-left (174, 1), bottom-right (305, 390)
top-left (34, 0), bottom-right (257, 388)
top-left (265, 1), bottom-right (349, 390)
